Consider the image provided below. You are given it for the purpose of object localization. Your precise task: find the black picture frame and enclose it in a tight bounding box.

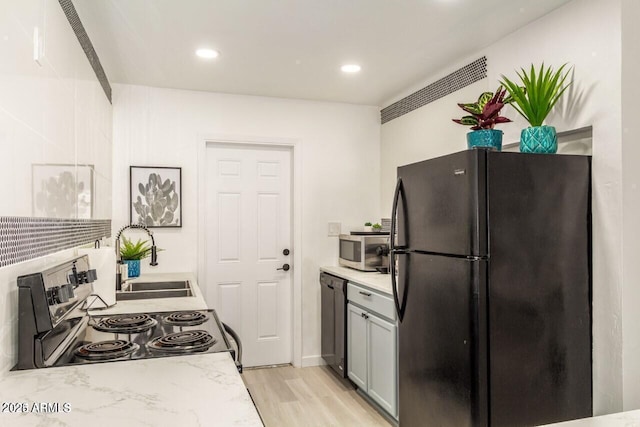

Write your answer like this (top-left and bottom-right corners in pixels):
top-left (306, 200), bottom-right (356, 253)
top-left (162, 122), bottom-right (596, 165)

top-left (130, 166), bottom-right (182, 228)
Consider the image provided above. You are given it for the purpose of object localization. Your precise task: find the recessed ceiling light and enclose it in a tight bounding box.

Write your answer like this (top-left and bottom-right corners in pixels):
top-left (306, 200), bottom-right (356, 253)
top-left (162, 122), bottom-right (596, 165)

top-left (196, 48), bottom-right (219, 59)
top-left (341, 64), bottom-right (361, 73)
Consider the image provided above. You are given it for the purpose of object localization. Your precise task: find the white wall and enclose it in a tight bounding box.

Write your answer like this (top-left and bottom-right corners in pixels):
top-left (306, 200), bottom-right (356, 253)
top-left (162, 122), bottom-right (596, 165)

top-left (0, 0), bottom-right (113, 219)
top-left (112, 84), bottom-right (381, 364)
top-left (380, 80), bottom-right (486, 205)
top-left (0, 0), bottom-right (113, 375)
top-left (380, 0), bottom-right (624, 414)
top-left (621, 0), bottom-right (640, 412)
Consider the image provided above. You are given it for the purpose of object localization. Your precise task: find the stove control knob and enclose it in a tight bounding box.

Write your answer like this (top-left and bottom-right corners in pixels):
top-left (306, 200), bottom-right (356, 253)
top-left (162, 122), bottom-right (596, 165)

top-left (60, 284), bottom-right (74, 300)
top-left (47, 286), bottom-right (59, 305)
top-left (47, 285), bottom-right (71, 305)
top-left (57, 286), bottom-right (70, 303)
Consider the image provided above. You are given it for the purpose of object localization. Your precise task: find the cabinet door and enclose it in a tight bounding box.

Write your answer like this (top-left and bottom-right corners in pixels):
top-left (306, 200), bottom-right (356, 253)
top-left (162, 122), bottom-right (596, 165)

top-left (367, 312), bottom-right (398, 417)
top-left (347, 303), bottom-right (368, 390)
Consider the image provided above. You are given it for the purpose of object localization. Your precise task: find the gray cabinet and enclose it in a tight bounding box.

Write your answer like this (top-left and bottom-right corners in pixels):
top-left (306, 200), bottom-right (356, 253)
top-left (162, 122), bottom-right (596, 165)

top-left (347, 283), bottom-right (398, 418)
top-left (367, 312), bottom-right (397, 416)
top-left (347, 303), bottom-right (368, 390)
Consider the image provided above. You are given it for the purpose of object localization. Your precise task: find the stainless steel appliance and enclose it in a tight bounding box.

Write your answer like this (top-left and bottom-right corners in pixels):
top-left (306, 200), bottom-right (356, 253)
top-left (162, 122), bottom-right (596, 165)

top-left (15, 255), bottom-right (233, 370)
top-left (391, 149), bottom-right (592, 426)
top-left (320, 272), bottom-right (348, 378)
top-left (339, 234), bottom-right (389, 271)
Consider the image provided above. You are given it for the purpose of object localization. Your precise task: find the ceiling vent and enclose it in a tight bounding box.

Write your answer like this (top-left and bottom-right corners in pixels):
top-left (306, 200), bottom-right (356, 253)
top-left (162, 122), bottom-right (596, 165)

top-left (381, 56), bottom-right (487, 124)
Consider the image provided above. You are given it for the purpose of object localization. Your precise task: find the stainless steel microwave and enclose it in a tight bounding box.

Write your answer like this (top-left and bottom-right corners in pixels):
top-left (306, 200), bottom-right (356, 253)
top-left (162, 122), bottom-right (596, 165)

top-left (339, 234), bottom-right (389, 271)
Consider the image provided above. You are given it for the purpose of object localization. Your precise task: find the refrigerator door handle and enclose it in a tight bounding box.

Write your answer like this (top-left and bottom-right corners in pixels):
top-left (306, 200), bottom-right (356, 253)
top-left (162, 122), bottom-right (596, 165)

top-left (391, 177), bottom-right (406, 322)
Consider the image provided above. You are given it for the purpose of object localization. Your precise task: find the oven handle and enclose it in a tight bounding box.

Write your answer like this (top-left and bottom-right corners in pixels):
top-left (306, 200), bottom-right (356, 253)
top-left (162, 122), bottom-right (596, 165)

top-left (223, 322), bottom-right (243, 373)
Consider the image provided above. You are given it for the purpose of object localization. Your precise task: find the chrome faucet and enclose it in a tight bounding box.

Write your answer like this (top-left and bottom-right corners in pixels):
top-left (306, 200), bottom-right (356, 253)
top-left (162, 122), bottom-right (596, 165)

top-left (115, 224), bottom-right (158, 290)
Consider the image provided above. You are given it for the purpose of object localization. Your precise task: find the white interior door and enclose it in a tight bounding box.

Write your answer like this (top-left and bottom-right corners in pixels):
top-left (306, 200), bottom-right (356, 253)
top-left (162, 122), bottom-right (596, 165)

top-left (205, 143), bottom-right (292, 367)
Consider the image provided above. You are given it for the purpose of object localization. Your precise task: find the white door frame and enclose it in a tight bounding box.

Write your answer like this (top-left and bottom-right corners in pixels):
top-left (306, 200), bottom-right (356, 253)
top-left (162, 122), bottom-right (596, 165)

top-left (197, 134), bottom-right (303, 368)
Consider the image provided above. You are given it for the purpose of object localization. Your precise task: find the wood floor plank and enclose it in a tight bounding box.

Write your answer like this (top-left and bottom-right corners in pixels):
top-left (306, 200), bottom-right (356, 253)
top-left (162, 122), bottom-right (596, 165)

top-left (242, 365), bottom-right (393, 427)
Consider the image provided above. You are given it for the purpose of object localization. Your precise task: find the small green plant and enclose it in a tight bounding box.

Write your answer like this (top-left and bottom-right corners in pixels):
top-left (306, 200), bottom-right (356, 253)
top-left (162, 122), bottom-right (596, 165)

top-left (452, 87), bottom-right (512, 130)
top-left (120, 236), bottom-right (153, 260)
top-left (364, 222), bottom-right (372, 226)
top-left (372, 223), bottom-right (382, 230)
top-left (499, 63), bottom-right (572, 127)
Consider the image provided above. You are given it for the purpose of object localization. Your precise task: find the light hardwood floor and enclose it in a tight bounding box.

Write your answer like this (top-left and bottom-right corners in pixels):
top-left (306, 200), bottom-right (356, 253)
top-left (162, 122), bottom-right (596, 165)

top-left (242, 365), bottom-right (393, 427)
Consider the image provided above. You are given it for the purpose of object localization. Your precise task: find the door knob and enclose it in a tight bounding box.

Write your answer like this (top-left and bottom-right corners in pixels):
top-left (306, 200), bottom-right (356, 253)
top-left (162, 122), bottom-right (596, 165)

top-left (277, 263), bottom-right (290, 271)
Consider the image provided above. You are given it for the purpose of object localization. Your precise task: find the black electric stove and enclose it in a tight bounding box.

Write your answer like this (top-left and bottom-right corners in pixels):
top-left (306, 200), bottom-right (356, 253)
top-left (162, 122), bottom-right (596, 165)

top-left (14, 256), bottom-right (232, 370)
top-left (59, 309), bottom-right (231, 366)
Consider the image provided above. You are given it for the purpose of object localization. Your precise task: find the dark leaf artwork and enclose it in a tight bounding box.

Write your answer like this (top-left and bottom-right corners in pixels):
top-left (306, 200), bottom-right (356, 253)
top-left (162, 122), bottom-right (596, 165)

top-left (131, 167), bottom-right (181, 227)
top-left (33, 164), bottom-right (93, 219)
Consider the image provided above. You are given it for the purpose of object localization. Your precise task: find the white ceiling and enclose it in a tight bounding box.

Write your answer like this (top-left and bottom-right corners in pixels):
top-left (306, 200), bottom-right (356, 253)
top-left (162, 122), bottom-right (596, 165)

top-left (73, 0), bottom-right (573, 106)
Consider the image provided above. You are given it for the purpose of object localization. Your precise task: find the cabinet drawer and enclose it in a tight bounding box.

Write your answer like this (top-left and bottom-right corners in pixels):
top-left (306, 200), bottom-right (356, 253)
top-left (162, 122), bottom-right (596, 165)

top-left (347, 283), bottom-right (396, 321)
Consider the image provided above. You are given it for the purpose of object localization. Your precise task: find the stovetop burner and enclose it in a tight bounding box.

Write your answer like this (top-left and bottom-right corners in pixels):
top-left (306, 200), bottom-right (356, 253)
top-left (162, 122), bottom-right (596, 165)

top-left (147, 330), bottom-right (216, 353)
top-left (165, 311), bottom-right (208, 326)
top-left (93, 313), bottom-right (158, 334)
top-left (74, 340), bottom-right (139, 360)
top-left (17, 296), bottom-right (233, 369)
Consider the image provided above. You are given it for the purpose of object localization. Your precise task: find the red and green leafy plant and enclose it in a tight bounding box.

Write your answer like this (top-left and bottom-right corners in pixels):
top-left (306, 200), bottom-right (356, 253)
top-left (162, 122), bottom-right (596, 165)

top-left (452, 87), bottom-right (513, 130)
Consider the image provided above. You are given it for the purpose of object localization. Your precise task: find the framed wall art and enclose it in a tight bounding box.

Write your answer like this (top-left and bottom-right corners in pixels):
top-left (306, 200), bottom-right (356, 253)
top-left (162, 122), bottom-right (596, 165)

top-left (130, 166), bottom-right (182, 228)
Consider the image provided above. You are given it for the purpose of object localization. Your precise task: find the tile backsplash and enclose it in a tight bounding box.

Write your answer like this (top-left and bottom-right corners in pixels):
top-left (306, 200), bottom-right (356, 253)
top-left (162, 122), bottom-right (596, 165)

top-left (0, 217), bottom-right (111, 268)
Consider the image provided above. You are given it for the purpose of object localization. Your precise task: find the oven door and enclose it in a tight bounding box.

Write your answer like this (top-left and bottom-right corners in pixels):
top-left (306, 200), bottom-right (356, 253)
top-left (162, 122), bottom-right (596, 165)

top-left (339, 235), bottom-right (364, 270)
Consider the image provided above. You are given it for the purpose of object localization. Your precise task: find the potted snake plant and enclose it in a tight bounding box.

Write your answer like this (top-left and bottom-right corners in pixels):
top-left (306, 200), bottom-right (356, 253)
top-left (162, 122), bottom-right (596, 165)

top-left (452, 87), bottom-right (512, 151)
top-left (499, 63), bottom-right (572, 153)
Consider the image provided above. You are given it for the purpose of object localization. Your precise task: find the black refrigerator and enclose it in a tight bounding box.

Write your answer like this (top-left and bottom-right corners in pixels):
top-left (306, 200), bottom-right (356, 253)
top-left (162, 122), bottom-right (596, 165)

top-left (391, 149), bottom-right (592, 427)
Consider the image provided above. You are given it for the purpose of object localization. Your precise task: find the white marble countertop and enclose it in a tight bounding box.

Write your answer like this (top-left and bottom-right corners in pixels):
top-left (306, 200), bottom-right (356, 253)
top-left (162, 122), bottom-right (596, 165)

top-left (0, 353), bottom-right (262, 427)
top-left (4, 272), bottom-right (263, 426)
top-left (320, 265), bottom-right (393, 295)
top-left (88, 272), bottom-right (208, 315)
top-left (543, 410), bottom-right (640, 426)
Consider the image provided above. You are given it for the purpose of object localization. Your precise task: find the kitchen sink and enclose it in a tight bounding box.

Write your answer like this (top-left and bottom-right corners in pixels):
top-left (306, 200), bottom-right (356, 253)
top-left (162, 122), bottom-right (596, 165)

top-left (116, 280), bottom-right (194, 301)
top-left (126, 281), bottom-right (190, 291)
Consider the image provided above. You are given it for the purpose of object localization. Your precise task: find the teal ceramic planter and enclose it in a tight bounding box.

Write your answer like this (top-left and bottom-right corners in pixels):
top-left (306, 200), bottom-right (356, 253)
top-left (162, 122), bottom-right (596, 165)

top-left (467, 129), bottom-right (503, 151)
top-left (520, 125), bottom-right (557, 154)
top-left (124, 259), bottom-right (140, 278)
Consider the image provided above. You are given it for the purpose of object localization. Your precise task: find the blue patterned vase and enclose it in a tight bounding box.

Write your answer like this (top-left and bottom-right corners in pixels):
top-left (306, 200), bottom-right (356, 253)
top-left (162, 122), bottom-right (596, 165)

top-left (466, 129), bottom-right (503, 151)
top-left (124, 260), bottom-right (140, 278)
top-left (520, 126), bottom-right (557, 154)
